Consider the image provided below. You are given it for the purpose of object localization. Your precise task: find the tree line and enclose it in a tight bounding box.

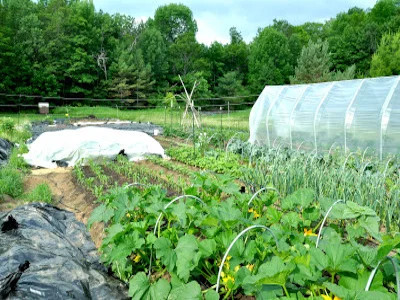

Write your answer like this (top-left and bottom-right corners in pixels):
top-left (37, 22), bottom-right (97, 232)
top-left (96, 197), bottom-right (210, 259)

top-left (0, 0), bottom-right (399, 106)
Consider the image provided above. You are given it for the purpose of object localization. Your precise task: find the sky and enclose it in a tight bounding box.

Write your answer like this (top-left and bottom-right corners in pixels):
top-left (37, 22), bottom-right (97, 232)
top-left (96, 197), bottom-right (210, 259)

top-left (92, 0), bottom-right (378, 45)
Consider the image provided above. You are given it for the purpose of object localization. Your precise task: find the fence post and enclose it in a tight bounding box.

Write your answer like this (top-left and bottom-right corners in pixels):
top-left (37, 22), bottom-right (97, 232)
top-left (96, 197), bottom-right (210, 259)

top-left (228, 101), bottom-right (230, 130)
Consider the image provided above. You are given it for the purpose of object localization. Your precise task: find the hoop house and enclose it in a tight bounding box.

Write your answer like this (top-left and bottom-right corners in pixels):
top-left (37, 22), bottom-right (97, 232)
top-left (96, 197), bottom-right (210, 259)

top-left (249, 76), bottom-right (400, 159)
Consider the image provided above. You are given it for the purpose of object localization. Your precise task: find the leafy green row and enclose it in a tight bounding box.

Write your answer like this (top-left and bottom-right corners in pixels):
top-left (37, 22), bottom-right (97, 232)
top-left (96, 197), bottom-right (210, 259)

top-left (166, 146), bottom-right (244, 177)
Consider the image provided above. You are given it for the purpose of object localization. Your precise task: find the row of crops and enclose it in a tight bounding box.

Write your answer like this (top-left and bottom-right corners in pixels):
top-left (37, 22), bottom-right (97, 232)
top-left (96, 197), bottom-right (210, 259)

top-left (72, 138), bottom-right (400, 299)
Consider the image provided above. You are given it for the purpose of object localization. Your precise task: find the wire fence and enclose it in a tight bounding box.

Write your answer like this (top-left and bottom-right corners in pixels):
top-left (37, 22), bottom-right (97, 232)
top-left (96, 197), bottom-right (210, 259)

top-left (0, 93), bottom-right (256, 131)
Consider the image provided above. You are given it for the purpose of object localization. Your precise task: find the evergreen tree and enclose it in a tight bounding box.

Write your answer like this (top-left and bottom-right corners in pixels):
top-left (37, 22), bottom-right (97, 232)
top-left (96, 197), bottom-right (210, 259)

top-left (370, 31), bottom-right (400, 76)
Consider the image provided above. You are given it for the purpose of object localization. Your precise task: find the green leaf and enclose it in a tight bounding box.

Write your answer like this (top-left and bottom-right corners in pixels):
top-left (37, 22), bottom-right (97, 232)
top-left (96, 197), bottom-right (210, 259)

top-left (168, 280), bottom-right (202, 300)
top-left (321, 242), bottom-right (357, 274)
top-left (87, 203), bottom-right (114, 228)
top-left (310, 247), bottom-right (328, 270)
top-left (199, 239), bottom-right (216, 258)
top-left (281, 188), bottom-right (315, 210)
top-left (211, 199), bottom-right (242, 225)
top-left (204, 289), bottom-right (219, 300)
top-left (113, 191), bottom-right (131, 222)
top-left (339, 269), bottom-right (386, 293)
top-left (200, 216), bottom-right (219, 227)
top-left (102, 223), bottom-right (125, 246)
top-left (266, 206), bottom-right (282, 223)
top-left (129, 273), bottom-right (171, 300)
top-left (109, 231), bottom-right (145, 261)
top-left (323, 282), bottom-right (354, 299)
top-left (154, 237), bottom-right (177, 271)
top-left (243, 240), bottom-right (258, 263)
top-left (343, 201), bottom-right (377, 219)
top-left (377, 234), bottom-right (400, 261)
top-left (148, 279), bottom-right (171, 300)
top-left (171, 201), bottom-right (188, 228)
top-left (174, 235), bottom-right (200, 282)
top-left (244, 256), bottom-right (295, 288)
top-left (359, 216), bottom-right (381, 241)
top-left (281, 212), bottom-right (301, 229)
top-left (129, 272), bottom-right (150, 299)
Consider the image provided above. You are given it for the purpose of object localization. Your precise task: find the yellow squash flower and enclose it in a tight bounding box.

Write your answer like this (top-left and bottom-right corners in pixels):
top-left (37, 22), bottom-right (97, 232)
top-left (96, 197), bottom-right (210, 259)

top-left (304, 228), bottom-right (318, 237)
top-left (321, 294), bottom-right (341, 300)
top-left (133, 254), bottom-right (141, 263)
top-left (234, 265), bottom-right (240, 272)
top-left (246, 264), bottom-right (254, 271)
top-left (222, 274), bottom-right (235, 284)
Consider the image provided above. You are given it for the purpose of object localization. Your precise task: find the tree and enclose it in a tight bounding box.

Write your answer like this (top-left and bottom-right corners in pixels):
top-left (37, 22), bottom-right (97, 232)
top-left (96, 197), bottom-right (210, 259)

top-left (248, 27), bottom-right (293, 92)
top-left (216, 71), bottom-right (245, 98)
top-left (223, 27), bottom-right (249, 84)
top-left (290, 39), bottom-right (331, 84)
top-left (206, 42), bottom-right (225, 92)
top-left (153, 3), bottom-right (197, 43)
top-left (370, 31), bottom-right (400, 76)
top-left (109, 46), bottom-right (155, 102)
top-left (325, 7), bottom-right (375, 75)
top-left (290, 39), bottom-right (355, 84)
top-left (169, 32), bottom-right (201, 76)
top-left (137, 27), bottom-right (168, 86)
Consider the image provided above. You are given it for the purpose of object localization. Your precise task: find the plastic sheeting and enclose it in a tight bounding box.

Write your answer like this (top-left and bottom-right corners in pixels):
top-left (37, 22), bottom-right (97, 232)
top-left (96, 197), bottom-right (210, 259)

top-left (0, 138), bottom-right (13, 167)
top-left (249, 76), bottom-right (400, 159)
top-left (0, 203), bottom-right (129, 299)
top-left (23, 126), bottom-right (166, 168)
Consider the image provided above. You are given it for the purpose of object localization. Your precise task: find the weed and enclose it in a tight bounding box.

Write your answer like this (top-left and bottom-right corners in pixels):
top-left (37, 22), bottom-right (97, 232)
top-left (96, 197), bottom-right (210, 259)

top-left (24, 183), bottom-right (53, 204)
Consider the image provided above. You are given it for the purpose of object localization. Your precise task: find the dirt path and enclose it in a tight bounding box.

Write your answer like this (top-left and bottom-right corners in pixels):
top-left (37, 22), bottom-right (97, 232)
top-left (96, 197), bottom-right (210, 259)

top-left (4, 168), bottom-right (105, 248)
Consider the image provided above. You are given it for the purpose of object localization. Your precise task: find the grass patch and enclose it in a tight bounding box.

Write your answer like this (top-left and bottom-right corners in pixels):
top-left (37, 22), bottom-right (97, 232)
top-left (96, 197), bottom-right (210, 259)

top-left (24, 183), bottom-right (53, 204)
top-left (0, 167), bottom-right (24, 198)
top-left (0, 106), bottom-right (251, 131)
top-left (0, 117), bottom-right (32, 143)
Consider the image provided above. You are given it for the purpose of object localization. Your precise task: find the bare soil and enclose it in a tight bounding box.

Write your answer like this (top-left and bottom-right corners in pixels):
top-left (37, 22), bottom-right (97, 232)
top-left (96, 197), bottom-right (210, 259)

top-left (0, 167), bottom-right (105, 248)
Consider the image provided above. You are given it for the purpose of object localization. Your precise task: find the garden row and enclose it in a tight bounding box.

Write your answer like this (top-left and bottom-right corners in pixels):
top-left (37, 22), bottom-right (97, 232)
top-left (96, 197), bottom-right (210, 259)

top-left (72, 153), bottom-right (400, 299)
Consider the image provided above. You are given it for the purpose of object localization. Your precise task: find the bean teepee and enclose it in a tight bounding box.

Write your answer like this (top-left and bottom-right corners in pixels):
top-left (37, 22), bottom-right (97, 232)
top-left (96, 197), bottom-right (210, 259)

top-left (179, 75), bottom-right (201, 128)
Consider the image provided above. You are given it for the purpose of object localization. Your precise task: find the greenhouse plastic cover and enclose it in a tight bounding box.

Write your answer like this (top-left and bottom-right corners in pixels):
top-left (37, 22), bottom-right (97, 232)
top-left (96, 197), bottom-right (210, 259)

top-left (23, 126), bottom-right (166, 168)
top-left (249, 76), bottom-right (400, 158)
top-left (0, 203), bottom-right (129, 299)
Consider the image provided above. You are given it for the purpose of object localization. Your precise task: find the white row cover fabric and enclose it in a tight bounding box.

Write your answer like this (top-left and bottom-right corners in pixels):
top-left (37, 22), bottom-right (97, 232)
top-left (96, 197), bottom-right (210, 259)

top-left (249, 76), bottom-right (400, 159)
top-left (23, 127), bottom-right (166, 168)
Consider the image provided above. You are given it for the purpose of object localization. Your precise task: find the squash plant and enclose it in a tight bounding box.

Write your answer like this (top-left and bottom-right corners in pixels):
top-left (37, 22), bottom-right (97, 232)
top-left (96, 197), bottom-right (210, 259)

top-left (88, 173), bottom-right (400, 299)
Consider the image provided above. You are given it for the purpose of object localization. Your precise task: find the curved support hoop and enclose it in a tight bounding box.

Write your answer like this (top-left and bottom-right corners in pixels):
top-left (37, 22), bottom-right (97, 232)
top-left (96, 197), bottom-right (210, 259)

top-left (296, 141), bottom-right (306, 151)
top-left (361, 147), bottom-right (370, 163)
top-left (361, 162), bottom-right (371, 174)
top-left (185, 133), bottom-right (193, 144)
top-left (328, 142), bottom-right (337, 157)
top-left (153, 195), bottom-right (205, 235)
top-left (316, 199), bottom-right (344, 248)
top-left (342, 152), bottom-right (355, 170)
top-left (365, 256), bottom-right (399, 299)
top-left (384, 157), bottom-right (394, 178)
top-left (248, 187), bottom-right (280, 206)
top-left (148, 195), bottom-right (205, 278)
top-left (225, 133), bottom-right (240, 153)
top-left (215, 225), bottom-right (278, 293)
top-left (124, 182), bottom-right (149, 189)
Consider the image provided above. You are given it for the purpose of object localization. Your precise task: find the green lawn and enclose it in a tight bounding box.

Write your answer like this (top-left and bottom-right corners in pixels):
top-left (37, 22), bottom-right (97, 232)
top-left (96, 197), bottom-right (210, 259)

top-left (0, 106), bottom-right (251, 131)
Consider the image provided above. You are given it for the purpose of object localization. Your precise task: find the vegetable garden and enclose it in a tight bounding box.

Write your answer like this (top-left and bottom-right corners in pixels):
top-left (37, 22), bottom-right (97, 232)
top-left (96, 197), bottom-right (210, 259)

top-left (71, 132), bottom-right (400, 300)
